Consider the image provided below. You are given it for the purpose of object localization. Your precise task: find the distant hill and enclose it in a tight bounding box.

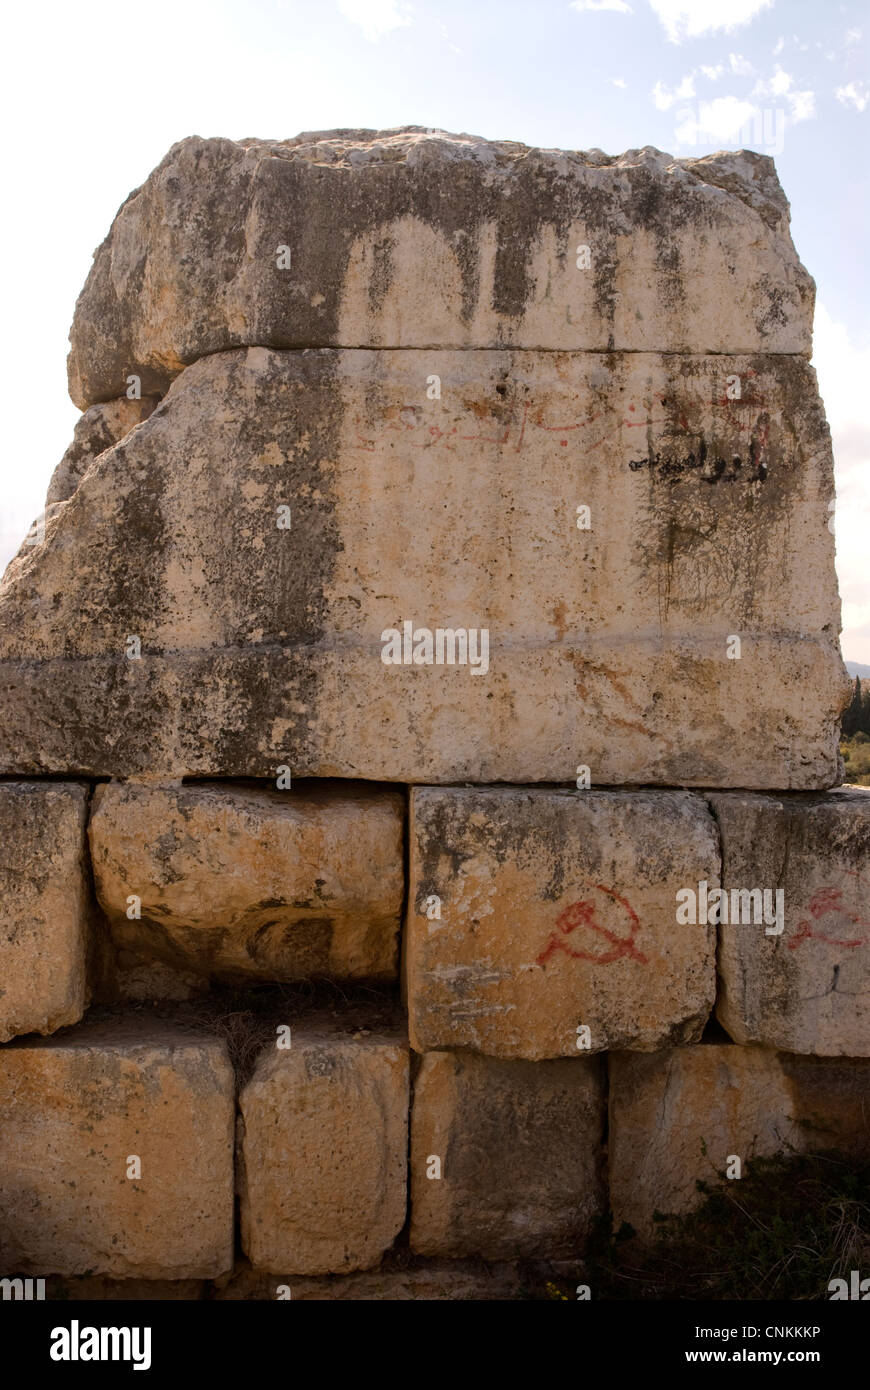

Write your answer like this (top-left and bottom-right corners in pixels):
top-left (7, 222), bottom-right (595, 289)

top-left (846, 662), bottom-right (870, 679)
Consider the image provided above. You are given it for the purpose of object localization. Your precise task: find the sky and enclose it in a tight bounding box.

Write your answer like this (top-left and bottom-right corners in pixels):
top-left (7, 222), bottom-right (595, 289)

top-left (1, 0), bottom-right (867, 655)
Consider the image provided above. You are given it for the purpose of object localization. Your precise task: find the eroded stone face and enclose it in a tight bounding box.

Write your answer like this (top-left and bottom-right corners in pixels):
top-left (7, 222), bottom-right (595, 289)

top-left (89, 781), bottom-right (404, 983)
top-left (406, 788), bottom-right (718, 1058)
top-left (409, 1050), bottom-right (606, 1258)
top-left (709, 789), bottom-right (870, 1055)
top-left (609, 1044), bottom-right (870, 1235)
top-left (67, 131), bottom-right (813, 408)
top-left (0, 1020), bottom-right (234, 1277)
top-left (238, 1025), bottom-right (409, 1274)
top-left (0, 347), bottom-right (847, 785)
top-left (0, 782), bottom-right (91, 1042)
top-left (46, 396), bottom-right (159, 506)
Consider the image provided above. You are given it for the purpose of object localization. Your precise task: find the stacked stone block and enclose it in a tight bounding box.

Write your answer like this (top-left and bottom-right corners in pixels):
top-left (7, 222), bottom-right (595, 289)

top-left (0, 128), bottom-right (864, 1297)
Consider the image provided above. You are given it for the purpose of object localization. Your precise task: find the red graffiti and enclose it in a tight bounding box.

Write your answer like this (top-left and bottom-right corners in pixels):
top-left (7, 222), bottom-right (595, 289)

top-left (789, 878), bottom-right (870, 951)
top-left (537, 885), bottom-right (649, 966)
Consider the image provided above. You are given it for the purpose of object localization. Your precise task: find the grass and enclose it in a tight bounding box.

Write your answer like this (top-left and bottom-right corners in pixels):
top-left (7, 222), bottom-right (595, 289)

top-left (841, 735), bottom-right (870, 786)
top-left (544, 1152), bottom-right (870, 1300)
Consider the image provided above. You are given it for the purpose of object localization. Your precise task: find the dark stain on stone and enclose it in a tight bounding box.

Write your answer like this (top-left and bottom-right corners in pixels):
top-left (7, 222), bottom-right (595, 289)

top-left (367, 236), bottom-right (395, 315)
top-left (244, 915), bottom-right (334, 976)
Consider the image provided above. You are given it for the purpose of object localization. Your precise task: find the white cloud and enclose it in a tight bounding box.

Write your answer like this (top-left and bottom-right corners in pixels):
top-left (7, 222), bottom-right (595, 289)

top-left (813, 304), bottom-right (870, 662)
top-left (845, 27), bottom-right (862, 45)
top-left (337, 0), bottom-right (413, 42)
top-left (773, 35), bottom-right (785, 55)
top-left (652, 73), bottom-right (695, 108)
top-left (700, 63), bottom-right (723, 79)
top-left (648, 0), bottom-right (773, 44)
top-left (788, 88), bottom-right (815, 120)
top-left (612, 77), bottom-right (628, 87)
top-left (753, 66), bottom-right (816, 123)
top-left (569, 0), bottom-right (633, 12)
top-left (771, 66), bottom-right (791, 94)
top-left (836, 81), bottom-right (870, 112)
top-left (674, 94), bottom-right (757, 142)
top-left (728, 52), bottom-right (754, 75)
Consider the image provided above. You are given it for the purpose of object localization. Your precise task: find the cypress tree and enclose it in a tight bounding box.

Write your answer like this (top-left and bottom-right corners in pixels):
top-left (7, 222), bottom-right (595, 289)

top-left (842, 677), bottom-right (863, 738)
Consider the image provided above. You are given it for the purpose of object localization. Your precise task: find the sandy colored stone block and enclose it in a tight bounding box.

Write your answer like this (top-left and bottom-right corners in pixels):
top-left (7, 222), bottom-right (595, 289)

top-left (708, 790), bottom-right (870, 1055)
top-left (0, 782), bottom-right (91, 1042)
top-left (67, 131), bottom-right (813, 407)
top-left (238, 1025), bottom-right (409, 1274)
top-left (0, 1019), bottom-right (234, 1277)
top-left (0, 347), bottom-right (846, 786)
top-left (609, 1044), bottom-right (870, 1235)
top-left (89, 781), bottom-right (404, 983)
top-left (409, 1050), bottom-right (605, 1258)
top-left (407, 789), bottom-right (718, 1058)
top-left (46, 396), bottom-right (158, 506)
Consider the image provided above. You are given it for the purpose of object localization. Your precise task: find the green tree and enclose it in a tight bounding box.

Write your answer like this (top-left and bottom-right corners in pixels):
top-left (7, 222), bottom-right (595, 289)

top-left (842, 677), bottom-right (863, 737)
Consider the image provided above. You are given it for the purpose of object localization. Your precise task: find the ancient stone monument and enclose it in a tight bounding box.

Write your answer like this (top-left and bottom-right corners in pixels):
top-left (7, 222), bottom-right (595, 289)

top-left (0, 128), bottom-right (866, 1299)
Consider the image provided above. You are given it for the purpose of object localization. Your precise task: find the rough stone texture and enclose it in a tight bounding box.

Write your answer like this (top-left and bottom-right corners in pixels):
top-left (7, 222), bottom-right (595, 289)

top-left (45, 1276), bottom-right (206, 1300)
top-left (0, 347), bottom-right (847, 786)
top-left (610, 1044), bottom-right (870, 1234)
top-left (238, 1024), bottom-right (408, 1274)
top-left (46, 396), bottom-right (159, 506)
top-left (67, 131), bottom-right (813, 407)
top-left (213, 1255), bottom-right (585, 1300)
top-left (0, 1019), bottom-right (234, 1277)
top-left (409, 1050), bottom-right (605, 1258)
top-left (407, 788), bottom-right (718, 1058)
top-left (708, 789), bottom-right (870, 1055)
top-left (0, 782), bottom-right (91, 1042)
top-left (89, 781), bottom-right (404, 982)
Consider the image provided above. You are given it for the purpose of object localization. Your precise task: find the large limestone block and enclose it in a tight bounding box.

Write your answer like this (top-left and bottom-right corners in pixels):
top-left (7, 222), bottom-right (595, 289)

top-left (407, 788), bottom-right (718, 1058)
top-left (67, 131), bottom-right (813, 407)
top-left (0, 347), bottom-right (847, 785)
top-left (0, 1020), bottom-right (234, 1277)
top-left (0, 782), bottom-right (91, 1042)
top-left (610, 1045), bottom-right (870, 1235)
top-left (238, 1025), bottom-right (409, 1274)
top-left (46, 396), bottom-right (158, 506)
top-left (708, 789), bottom-right (870, 1055)
top-left (409, 1050), bottom-right (605, 1258)
top-left (89, 781), bottom-right (404, 982)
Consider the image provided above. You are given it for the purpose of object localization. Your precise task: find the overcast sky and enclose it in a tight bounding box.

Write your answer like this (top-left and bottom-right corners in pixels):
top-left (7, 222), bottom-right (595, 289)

top-left (1, 0), bottom-right (867, 655)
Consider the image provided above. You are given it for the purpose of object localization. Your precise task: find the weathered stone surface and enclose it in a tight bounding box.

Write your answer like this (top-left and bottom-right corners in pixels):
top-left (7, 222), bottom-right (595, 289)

top-left (46, 396), bottom-right (159, 506)
top-left (0, 782), bottom-right (91, 1042)
top-left (407, 789), bottom-right (718, 1058)
top-left (409, 1050), bottom-right (605, 1258)
top-left (708, 789), bottom-right (870, 1055)
top-left (238, 1025), bottom-right (408, 1274)
top-left (0, 1020), bottom-right (234, 1277)
top-left (0, 347), bottom-right (847, 785)
top-left (89, 781), bottom-right (404, 982)
top-left (67, 131), bottom-right (813, 407)
top-left (45, 1275), bottom-right (205, 1300)
top-left (610, 1044), bottom-right (870, 1234)
top-left (213, 1255), bottom-right (585, 1300)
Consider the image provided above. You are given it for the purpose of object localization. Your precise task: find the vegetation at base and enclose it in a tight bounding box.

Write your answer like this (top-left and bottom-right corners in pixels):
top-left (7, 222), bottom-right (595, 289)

top-left (544, 1152), bottom-right (870, 1300)
top-left (841, 733), bottom-right (870, 786)
top-left (840, 677), bottom-right (870, 785)
top-left (841, 677), bottom-right (870, 741)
